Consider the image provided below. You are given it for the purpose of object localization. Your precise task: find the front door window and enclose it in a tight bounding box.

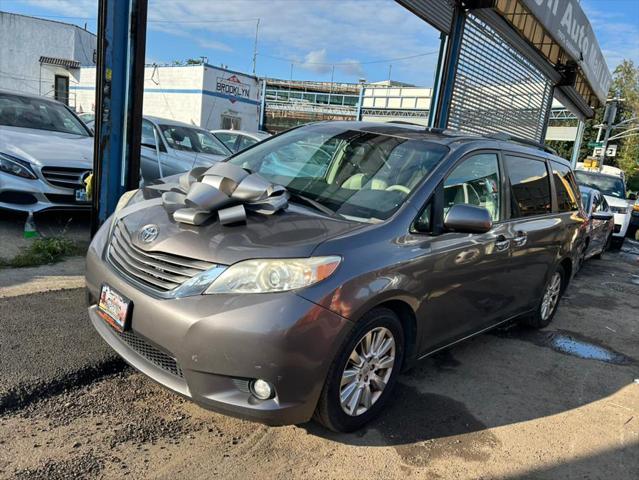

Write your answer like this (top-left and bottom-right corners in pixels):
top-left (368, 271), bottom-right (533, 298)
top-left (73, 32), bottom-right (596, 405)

top-left (444, 153), bottom-right (501, 222)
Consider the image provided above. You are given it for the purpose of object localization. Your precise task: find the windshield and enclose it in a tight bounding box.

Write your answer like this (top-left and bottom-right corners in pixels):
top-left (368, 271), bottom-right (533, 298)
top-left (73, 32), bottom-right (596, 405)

top-left (575, 171), bottom-right (626, 199)
top-left (160, 124), bottom-right (231, 156)
top-left (0, 93), bottom-right (89, 136)
top-left (227, 123), bottom-right (449, 222)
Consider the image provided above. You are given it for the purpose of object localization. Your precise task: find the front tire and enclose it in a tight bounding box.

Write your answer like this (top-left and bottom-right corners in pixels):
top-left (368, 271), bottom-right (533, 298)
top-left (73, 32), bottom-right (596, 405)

top-left (314, 307), bottom-right (404, 432)
top-left (521, 265), bottom-right (565, 329)
top-left (610, 236), bottom-right (625, 250)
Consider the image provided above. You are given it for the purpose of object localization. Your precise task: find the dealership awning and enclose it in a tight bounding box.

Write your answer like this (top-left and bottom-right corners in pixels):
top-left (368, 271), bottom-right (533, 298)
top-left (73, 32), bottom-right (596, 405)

top-left (39, 56), bottom-right (81, 69)
top-left (396, 0), bottom-right (611, 117)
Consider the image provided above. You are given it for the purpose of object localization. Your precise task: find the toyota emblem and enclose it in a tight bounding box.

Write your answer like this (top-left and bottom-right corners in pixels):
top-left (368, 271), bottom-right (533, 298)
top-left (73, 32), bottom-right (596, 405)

top-left (138, 224), bottom-right (159, 244)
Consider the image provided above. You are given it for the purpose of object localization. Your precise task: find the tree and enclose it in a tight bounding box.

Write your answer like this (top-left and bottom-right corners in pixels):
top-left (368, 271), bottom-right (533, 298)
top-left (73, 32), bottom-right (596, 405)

top-left (610, 60), bottom-right (639, 191)
top-left (575, 60), bottom-right (639, 191)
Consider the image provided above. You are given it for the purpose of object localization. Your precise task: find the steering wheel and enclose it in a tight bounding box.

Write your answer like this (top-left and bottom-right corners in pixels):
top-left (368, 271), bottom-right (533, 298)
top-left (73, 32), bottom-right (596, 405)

top-left (386, 184), bottom-right (410, 194)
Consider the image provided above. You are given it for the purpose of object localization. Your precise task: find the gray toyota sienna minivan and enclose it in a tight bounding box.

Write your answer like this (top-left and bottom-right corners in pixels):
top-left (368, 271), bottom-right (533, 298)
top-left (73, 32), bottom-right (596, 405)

top-left (86, 121), bottom-right (586, 432)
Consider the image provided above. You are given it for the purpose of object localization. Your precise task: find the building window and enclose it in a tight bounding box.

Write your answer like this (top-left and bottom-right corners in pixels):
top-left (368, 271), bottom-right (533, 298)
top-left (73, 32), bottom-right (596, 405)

top-left (54, 75), bottom-right (69, 105)
top-left (221, 115), bottom-right (241, 130)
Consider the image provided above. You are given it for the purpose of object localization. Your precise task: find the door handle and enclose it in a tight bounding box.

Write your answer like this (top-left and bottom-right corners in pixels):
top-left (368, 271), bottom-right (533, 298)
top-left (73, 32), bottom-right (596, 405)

top-left (495, 235), bottom-right (510, 252)
top-left (513, 231), bottom-right (528, 247)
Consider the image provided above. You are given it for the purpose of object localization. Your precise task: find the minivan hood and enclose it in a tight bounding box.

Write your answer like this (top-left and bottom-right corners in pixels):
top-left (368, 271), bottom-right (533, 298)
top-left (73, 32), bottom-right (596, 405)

top-left (118, 202), bottom-right (363, 265)
top-left (0, 125), bottom-right (93, 167)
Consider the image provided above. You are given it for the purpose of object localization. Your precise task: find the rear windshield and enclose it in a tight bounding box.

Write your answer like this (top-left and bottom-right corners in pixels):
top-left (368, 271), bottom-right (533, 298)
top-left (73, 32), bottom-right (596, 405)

top-left (0, 93), bottom-right (89, 136)
top-left (575, 171), bottom-right (626, 199)
top-left (227, 123), bottom-right (449, 222)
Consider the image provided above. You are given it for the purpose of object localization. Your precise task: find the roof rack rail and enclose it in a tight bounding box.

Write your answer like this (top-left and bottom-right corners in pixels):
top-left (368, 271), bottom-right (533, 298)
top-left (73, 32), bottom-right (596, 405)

top-left (485, 132), bottom-right (557, 155)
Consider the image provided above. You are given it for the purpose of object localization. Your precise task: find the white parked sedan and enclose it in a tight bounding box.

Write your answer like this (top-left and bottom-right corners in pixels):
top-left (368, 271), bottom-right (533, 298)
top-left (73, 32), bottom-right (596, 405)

top-left (0, 90), bottom-right (94, 212)
top-left (210, 129), bottom-right (270, 153)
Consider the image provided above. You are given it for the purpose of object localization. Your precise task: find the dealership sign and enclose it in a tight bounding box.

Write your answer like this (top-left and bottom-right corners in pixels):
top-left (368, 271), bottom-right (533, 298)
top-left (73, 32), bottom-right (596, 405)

top-left (523, 0), bottom-right (612, 103)
top-left (216, 75), bottom-right (251, 103)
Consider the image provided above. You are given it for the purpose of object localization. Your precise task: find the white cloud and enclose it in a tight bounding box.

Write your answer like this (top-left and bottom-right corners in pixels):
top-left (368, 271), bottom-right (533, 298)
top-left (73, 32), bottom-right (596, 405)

top-left (18, 0), bottom-right (442, 84)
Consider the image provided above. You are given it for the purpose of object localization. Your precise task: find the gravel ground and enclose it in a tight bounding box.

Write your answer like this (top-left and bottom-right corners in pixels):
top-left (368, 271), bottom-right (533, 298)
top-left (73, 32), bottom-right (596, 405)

top-left (0, 246), bottom-right (637, 479)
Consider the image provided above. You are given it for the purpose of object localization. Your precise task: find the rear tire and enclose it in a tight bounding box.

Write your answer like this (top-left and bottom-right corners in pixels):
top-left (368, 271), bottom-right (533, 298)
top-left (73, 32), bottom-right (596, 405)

top-left (521, 265), bottom-right (565, 329)
top-left (314, 307), bottom-right (404, 432)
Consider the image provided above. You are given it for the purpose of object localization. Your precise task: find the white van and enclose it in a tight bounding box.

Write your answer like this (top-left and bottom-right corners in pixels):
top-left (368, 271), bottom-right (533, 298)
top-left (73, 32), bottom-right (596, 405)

top-left (575, 163), bottom-right (631, 249)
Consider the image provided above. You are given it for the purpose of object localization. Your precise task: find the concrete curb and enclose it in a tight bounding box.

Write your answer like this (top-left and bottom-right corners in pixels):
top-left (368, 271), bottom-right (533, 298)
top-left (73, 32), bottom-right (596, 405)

top-left (0, 256), bottom-right (86, 298)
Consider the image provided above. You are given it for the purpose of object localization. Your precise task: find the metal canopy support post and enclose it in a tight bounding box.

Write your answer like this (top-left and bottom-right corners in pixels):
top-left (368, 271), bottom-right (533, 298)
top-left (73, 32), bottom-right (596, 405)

top-left (432, 4), bottom-right (465, 129)
top-left (428, 32), bottom-right (447, 128)
top-left (259, 79), bottom-right (267, 131)
top-left (91, 0), bottom-right (148, 235)
top-left (570, 120), bottom-right (585, 168)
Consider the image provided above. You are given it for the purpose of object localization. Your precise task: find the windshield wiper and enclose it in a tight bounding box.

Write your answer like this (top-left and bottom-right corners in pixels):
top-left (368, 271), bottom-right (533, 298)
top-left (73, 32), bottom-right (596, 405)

top-left (286, 190), bottom-right (344, 219)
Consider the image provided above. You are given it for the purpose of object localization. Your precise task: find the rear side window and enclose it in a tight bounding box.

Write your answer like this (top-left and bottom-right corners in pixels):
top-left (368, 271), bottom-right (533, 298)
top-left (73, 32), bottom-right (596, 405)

top-left (504, 155), bottom-right (551, 218)
top-left (551, 161), bottom-right (580, 212)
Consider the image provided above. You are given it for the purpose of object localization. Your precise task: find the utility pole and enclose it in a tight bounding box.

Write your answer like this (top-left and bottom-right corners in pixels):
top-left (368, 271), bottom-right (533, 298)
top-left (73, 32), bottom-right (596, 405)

top-left (328, 64), bottom-right (335, 106)
top-left (251, 18), bottom-right (260, 75)
top-left (599, 93), bottom-right (620, 169)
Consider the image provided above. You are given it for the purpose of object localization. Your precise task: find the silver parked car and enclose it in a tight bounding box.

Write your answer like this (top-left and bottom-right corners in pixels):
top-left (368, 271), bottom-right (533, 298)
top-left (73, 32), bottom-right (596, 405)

top-left (86, 116), bottom-right (234, 183)
top-left (210, 129), bottom-right (270, 153)
top-left (0, 90), bottom-right (93, 212)
top-left (141, 117), bottom-right (232, 180)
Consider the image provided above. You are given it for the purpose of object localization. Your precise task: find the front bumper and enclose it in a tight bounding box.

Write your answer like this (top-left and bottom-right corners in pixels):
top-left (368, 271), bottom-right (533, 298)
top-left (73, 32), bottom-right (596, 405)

top-left (612, 211), bottom-right (630, 237)
top-left (85, 247), bottom-right (352, 425)
top-left (0, 172), bottom-right (90, 212)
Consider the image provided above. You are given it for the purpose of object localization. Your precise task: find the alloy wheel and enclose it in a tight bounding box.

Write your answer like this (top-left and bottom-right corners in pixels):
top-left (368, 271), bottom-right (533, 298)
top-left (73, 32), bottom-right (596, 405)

top-left (339, 327), bottom-right (396, 417)
top-left (540, 272), bottom-right (562, 321)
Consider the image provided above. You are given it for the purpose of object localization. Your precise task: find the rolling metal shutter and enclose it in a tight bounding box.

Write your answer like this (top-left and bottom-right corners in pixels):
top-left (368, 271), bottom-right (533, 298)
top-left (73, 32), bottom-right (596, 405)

top-left (395, 0), bottom-right (454, 33)
top-left (446, 14), bottom-right (554, 142)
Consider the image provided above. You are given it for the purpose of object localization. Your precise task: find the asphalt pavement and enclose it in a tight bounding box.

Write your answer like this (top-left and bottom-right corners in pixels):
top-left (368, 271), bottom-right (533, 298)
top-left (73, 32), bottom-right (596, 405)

top-left (0, 244), bottom-right (638, 479)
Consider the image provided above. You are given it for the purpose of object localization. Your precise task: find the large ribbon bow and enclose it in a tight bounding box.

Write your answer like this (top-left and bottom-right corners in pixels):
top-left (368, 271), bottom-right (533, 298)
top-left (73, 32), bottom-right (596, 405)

top-left (159, 163), bottom-right (289, 226)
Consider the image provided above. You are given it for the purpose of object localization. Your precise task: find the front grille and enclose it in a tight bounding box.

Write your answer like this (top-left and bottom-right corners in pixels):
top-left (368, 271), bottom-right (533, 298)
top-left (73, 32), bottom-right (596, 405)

top-left (118, 329), bottom-right (183, 378)
top-left (41, 166), bottom-right (91, 189)
top-left (108, 221), bottom-right (216, 292)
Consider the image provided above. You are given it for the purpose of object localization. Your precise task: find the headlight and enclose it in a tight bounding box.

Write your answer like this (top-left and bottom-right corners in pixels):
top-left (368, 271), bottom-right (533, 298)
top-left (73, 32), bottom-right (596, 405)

top-left (114, 189), bottom-right (139, 213)
top-left (0, 153), bottom-right (37, 179)
top-left (205, 256), bottom-right (341, 294)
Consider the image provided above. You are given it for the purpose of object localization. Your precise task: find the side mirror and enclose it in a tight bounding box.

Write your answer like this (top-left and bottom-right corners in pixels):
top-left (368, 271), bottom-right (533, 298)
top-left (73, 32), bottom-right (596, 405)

top-left (591, 211), bottom-right (614, 221)
top-left (444, 204), bottom-right (493, 234)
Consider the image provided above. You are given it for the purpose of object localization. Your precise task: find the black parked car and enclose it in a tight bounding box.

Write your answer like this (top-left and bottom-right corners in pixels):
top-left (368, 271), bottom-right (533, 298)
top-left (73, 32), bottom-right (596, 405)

top-left (86, 122), bottom-right (586, 432)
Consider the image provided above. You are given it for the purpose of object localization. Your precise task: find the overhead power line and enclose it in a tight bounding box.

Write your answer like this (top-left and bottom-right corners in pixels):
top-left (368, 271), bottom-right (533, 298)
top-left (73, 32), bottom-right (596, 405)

top-left (257, 51), bottom-right (439, 66)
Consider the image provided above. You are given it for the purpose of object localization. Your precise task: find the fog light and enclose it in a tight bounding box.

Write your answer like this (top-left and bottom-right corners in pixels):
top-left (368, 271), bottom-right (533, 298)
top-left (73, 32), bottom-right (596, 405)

top-left (250, 379), bottom-right (274, 400)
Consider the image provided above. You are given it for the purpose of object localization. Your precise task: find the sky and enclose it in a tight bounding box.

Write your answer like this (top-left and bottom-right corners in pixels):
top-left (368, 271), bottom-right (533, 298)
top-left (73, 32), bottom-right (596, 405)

top-left (1, 0), bottom-right (638, 87)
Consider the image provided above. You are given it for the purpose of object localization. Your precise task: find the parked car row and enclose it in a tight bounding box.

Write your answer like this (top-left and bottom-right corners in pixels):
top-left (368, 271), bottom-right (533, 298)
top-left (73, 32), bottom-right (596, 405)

top-left (0, 90), bottom-right (269, 212)
top-left (86, 121), bottom-right (621, 433)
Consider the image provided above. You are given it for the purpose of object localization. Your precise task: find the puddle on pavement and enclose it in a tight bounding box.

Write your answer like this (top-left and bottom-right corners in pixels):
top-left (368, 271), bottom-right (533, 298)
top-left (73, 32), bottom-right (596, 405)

top-left (496, 328), bottom-right (635, 365)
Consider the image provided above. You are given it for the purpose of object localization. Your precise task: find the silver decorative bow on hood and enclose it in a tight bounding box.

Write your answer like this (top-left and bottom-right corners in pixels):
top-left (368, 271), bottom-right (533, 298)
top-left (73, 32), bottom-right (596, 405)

top-left (152, 163), bottom-right (289, 226)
